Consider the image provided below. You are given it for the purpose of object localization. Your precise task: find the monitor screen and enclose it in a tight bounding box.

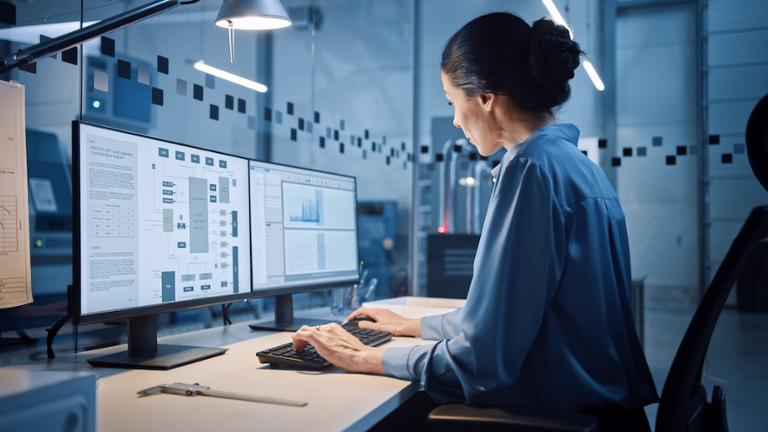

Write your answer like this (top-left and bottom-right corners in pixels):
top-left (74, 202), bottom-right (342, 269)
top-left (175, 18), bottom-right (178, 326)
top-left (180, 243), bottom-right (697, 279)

top-left (76, 123), bottom-right (251, 316)
top-left (249, 161), bottom-right (359, 291)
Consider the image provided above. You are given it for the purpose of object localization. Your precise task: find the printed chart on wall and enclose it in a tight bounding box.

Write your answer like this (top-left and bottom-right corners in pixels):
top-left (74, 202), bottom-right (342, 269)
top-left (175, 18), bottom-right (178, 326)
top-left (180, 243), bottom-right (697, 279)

top-left (0, 80), bottom-right (33, 309)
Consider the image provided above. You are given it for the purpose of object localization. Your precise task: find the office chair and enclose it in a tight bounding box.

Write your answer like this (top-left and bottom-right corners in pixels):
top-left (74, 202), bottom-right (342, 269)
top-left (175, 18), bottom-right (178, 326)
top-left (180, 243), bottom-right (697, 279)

top-left (427, 94), bottom-right (768, 432)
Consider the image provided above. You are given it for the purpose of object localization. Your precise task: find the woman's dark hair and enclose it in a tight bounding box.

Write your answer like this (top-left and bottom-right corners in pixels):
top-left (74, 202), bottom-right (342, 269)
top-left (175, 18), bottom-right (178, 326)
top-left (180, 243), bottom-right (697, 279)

top-left (441, 12), bottom-right (583, 113)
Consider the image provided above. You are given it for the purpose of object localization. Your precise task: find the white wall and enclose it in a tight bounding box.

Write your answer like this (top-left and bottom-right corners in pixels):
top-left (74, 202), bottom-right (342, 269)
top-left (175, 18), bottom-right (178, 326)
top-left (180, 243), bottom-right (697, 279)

top-left (616, 3), bottom-right (700, 304)
top-left (705, 0), bottom-right (768, 282)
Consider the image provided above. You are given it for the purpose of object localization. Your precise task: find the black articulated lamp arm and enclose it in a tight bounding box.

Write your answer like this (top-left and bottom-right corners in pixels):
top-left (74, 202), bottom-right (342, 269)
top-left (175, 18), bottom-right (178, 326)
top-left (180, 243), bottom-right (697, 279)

top-left (0, 0), bottom-right (191, 74)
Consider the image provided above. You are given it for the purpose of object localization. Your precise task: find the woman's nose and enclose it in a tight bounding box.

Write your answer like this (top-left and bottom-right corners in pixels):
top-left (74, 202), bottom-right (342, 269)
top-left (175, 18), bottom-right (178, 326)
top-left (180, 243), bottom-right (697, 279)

top-left (453, 115), bottom-right (460, 129)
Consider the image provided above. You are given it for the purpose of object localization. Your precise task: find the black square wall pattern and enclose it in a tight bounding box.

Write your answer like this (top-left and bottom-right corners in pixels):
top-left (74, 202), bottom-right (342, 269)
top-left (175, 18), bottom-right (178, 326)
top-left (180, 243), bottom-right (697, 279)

top-left (237, 98), bottom-right (246, 113)
top-left (420, 145), bottom-right (429, 154)
top-left (290, 128), bottom-right (297, 141)
top-left (386, 156), bottom-right (391, 166)
top-left (298, 118), bottom-right (305, 131)
top-left (339, 143), bottom-right (345, 154)
top-left (100, 36), bottom-right (115, 57)
top-left (19, 61), bottom-right (36, 74)
top-left (264, 107), bottom-right (272, 121)
top-left (666, 155), bottom-right (677, 165)
top-left (117, 59), bottom-right (131, 79)
top-left (721, 153), bottom-right (733, 164)
top-left (637, 147), bottom-right (647, 157)
top-left (319, 136), bottom-right (326, 148)
top-left (193, 84), bottom-right (203, 101)
top-left (435, 153), bottom-right (444, 163)
top-left (0, 2), bottom-right (16, 26)
top-left (225, 95), bottom-right (234, 110)
top-left (364, 129), bottom-right (370, 140)
top-left (676, 145), bottom-right (687, 156)
top-left (209, 104), bottom-right (219, 121)
top-left (151, 87), bottom-right (163, 106)
top-left (622, 147), bottom-right (633, 157)
top-left (611, 157), bottom-right (621, 167)
top-left (314, 111), bottom-right (320, 123)
top-left (286, 102), bottom-right (294, 115)
top-left (61, 46), bottom-right (78, 65)
top-left (652, 136), bottom-right (663, 147)
top-left (39, 35), bottom-right (56, 59)
top-left (402, 142), bottom-right (406, 151)
top-left (157, 55), bottom-right (169, 74)
top-left (333, 129), bottom-right (339, 141)
top-left (358, 137), bottom-right (362, 147)
top-left (598, 138), bottom-right (607, 149)
top-left (709, 134), bottom-right (720, 145)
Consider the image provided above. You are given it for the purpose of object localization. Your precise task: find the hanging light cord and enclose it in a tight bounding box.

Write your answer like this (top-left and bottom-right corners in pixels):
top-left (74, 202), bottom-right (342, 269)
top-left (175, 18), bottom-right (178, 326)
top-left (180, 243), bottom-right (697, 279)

top-left (227, 21), bottom-right (235, 63)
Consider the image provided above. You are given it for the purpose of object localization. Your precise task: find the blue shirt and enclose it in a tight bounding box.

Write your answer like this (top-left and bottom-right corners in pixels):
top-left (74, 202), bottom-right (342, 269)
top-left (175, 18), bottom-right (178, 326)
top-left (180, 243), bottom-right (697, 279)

top-left (382, 123), bottom-right (658, 410)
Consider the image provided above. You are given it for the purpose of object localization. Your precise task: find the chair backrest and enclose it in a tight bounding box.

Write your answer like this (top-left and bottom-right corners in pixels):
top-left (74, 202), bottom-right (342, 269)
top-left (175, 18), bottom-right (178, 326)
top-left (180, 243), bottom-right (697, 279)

top-left (655, 206), bottom-right (768, 431)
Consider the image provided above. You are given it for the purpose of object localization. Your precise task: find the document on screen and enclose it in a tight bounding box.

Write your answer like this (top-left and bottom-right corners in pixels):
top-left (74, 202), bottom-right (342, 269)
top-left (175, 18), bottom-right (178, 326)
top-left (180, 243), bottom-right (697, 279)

top-left (0, 80), bottom-right (33, 309)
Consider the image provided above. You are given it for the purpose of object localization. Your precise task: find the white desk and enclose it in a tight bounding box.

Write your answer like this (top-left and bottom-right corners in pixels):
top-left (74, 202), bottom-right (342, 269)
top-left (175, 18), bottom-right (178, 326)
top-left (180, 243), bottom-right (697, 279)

top-left (21, 297), bottom-right (463, 432)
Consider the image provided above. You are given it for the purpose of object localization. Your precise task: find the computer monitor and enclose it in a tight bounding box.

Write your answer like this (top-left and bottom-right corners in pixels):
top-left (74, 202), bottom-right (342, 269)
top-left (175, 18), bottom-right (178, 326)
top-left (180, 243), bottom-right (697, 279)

top-left (247, 160), bottom-right (359, 331)
top-left (72, 121), bottom-right (252, 369)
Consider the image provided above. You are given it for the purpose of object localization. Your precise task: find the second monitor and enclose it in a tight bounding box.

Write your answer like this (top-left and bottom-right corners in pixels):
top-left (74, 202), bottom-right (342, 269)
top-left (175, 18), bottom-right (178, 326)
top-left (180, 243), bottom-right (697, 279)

top-left (248, 160), bottom-right (359, 331)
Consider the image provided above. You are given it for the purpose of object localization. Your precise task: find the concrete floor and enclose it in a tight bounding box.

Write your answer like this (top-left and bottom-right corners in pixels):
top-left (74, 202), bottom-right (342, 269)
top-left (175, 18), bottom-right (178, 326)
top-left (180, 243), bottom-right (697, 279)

top-left (643, 306), bottom-right (768, 430)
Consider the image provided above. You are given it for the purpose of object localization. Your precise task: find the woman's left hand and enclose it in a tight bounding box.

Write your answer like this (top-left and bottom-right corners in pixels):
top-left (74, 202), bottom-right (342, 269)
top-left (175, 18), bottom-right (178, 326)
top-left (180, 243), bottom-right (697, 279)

top-left (291, 324), bottom-right (386, 374)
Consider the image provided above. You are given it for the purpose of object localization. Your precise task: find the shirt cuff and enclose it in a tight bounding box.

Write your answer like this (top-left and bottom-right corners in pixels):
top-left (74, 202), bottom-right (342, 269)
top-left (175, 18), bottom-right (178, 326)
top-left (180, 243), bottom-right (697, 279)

top-left (420, 314), bottom-right (446, 340)
top-left (382, 346), bottom-right (417, 380)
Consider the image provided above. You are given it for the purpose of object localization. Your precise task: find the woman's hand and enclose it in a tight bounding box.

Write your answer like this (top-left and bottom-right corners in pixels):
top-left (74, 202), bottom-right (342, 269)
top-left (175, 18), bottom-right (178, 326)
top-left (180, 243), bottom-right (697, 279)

top-left (291, 324), bottom-right (386, 374)
top-left (345, 308), bottom-right (421, 337)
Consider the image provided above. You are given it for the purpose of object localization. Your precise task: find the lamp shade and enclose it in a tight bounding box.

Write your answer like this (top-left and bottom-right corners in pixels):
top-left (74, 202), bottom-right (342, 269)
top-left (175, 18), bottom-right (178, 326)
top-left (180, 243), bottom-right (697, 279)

top-left (215, 0), bottom-right (292, 30)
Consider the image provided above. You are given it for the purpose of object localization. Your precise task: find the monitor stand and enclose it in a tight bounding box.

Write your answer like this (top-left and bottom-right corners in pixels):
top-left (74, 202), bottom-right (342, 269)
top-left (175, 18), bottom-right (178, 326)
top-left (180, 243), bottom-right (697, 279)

top-left (87, 314), bottom-right (227, 370)
top-left (248, 294), bottom-right (335, 332)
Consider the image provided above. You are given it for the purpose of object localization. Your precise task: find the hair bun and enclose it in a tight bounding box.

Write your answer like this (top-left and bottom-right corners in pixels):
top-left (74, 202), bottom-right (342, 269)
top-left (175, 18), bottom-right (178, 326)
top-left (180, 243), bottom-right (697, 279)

top-left (528, 18), bottom-right (582, 86)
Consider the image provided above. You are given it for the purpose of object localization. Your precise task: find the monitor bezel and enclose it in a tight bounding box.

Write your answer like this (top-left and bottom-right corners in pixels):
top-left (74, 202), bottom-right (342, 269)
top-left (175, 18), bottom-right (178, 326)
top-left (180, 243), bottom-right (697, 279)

top-left (246, 158), bottom-right (361, 297)
top-left (72, 121), bottom-right (360, 325)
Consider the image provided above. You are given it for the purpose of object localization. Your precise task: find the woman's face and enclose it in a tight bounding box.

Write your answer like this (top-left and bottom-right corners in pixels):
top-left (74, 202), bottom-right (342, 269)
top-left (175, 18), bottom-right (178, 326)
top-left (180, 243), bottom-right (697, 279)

top-left (441, 71), bottom-right (502, 157)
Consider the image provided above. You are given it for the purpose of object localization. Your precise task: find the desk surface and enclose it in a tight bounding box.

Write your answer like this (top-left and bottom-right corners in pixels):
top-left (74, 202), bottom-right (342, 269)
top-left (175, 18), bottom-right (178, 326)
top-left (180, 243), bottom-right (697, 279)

top-left (8, 297), bottom-right (463, 432)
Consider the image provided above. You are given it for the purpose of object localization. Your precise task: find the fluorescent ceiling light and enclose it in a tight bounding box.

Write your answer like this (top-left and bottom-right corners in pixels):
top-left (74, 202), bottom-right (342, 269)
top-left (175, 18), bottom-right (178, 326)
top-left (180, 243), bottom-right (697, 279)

top-left (215, 0), bottom-right (292, 30)
top-left (541, 0), bottom-right (573, 39)
top-left (540, 0), bottom-right (606, 91)
top-left (0, 21), bottom-right (97, 45)
top-left (194, 61), bottom-right (268, 93)
top-left (582, 60), bottom-right (605, 92)
top-left (458, 177), bottom-right (477, 187)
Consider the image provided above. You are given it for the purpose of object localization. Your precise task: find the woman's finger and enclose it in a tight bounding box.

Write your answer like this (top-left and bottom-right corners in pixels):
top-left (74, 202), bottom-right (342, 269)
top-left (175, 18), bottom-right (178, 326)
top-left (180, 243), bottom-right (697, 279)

top-left (346, 307), bottom-right (379, 322)
top-left (292, 325), bottom-right (319, 351)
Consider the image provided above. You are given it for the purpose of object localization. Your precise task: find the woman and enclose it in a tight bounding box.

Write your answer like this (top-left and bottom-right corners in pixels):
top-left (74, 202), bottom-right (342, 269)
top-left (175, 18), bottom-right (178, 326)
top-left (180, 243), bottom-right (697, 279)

top-left (292, 12), bottom-right (658, 427)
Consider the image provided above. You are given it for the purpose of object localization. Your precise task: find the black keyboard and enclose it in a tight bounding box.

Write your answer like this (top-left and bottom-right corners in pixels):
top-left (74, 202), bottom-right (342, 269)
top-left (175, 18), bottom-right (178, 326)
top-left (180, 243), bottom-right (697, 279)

top-left (256, 324), bottom-right (393, 369)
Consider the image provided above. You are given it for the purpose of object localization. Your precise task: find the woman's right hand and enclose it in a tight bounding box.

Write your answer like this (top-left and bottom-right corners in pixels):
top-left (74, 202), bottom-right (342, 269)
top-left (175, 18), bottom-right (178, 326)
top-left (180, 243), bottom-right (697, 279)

top-left (345, 307), bottom-right (420, 337)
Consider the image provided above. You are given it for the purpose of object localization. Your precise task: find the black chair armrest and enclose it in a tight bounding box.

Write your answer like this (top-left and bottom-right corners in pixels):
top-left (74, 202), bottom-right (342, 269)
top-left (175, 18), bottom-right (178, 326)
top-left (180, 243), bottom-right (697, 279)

top-left (427, 403), bottom-right (598, 432)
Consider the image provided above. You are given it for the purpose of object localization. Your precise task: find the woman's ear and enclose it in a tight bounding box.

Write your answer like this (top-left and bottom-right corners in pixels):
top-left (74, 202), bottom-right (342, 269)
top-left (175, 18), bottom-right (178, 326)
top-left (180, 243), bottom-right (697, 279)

top-left (479, 93), bottom-right (495, 112)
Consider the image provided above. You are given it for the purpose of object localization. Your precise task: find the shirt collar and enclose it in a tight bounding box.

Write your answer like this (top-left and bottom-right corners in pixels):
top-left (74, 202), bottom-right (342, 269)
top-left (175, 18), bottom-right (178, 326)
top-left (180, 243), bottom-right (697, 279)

top-left (490, 123), bottom-right (579, 181)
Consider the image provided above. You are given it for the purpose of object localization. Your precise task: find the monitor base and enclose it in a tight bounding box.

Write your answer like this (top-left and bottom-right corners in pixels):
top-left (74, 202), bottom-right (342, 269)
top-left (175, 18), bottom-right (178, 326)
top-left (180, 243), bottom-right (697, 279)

top-left (249, 317), bottom-right (336, 333)
top-left (88, 344), bottom-right (227, 370)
